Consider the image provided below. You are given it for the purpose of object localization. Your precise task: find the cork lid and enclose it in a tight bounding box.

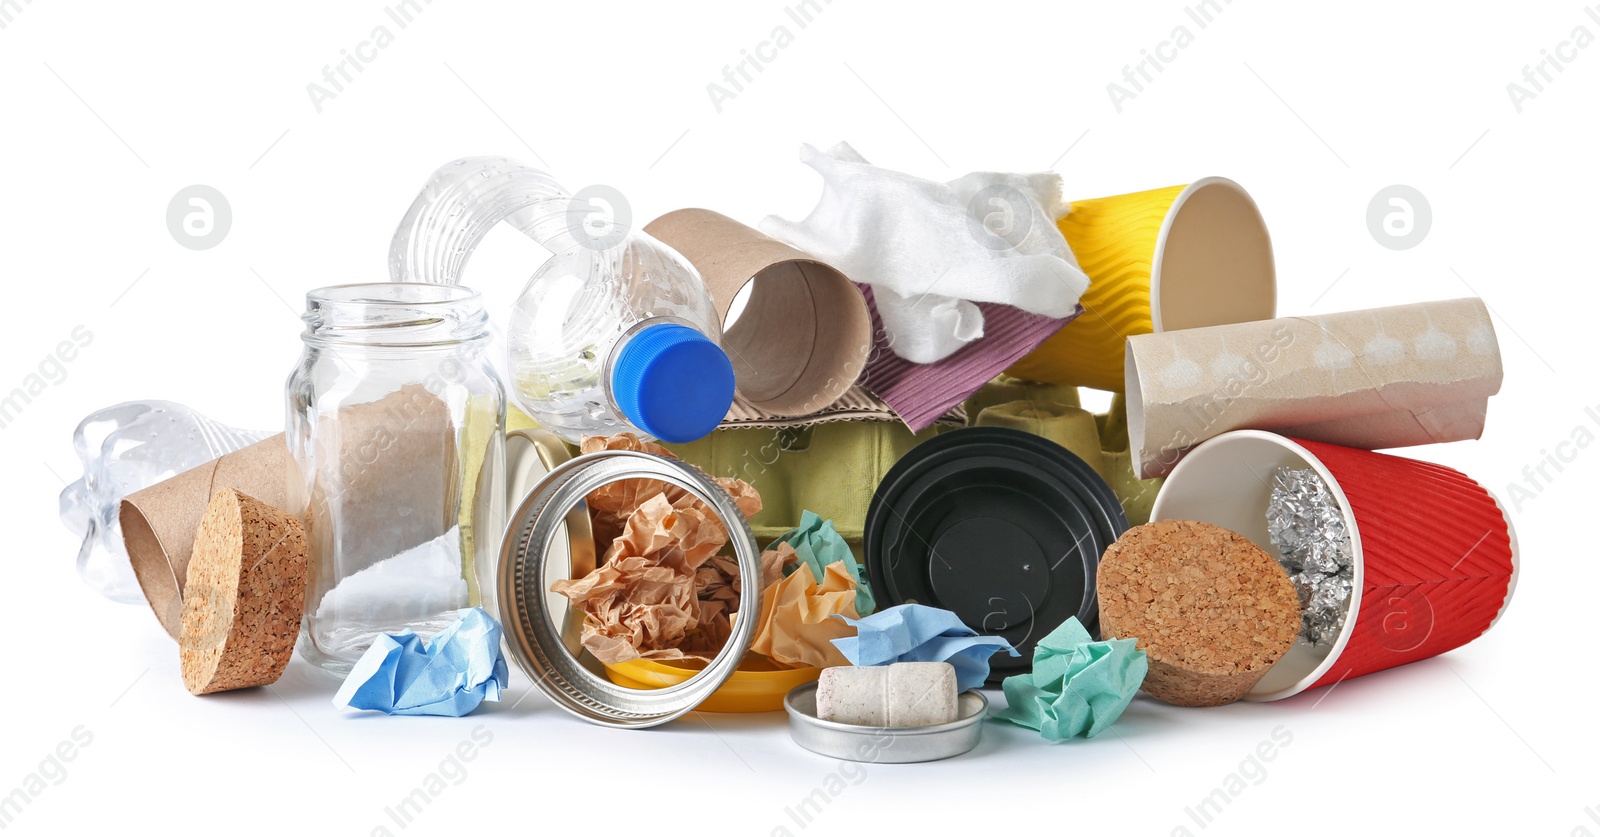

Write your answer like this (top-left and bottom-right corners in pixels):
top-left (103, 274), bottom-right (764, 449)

top-left (179, 488), bottom-right (308, 695)
top-left (1097, 519), bottom-right (1301, 706)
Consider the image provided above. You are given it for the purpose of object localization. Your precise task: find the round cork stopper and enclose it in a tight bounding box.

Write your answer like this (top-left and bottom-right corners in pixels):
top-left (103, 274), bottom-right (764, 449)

top-left (179, 488), bottom-right (308, 696)
top-left (1097, 519), bottom-right (1300, 707)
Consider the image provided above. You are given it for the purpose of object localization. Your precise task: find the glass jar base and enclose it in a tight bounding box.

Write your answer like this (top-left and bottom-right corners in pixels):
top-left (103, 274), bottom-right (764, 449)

top-left (296, 633), bottom-right (358, 677)
top-left (297, 614), bottom-right (465, 678)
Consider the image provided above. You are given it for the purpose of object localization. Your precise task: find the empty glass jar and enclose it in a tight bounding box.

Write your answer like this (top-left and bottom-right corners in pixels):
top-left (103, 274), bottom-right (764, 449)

top-left (286, 283), bottom-right (505, 675)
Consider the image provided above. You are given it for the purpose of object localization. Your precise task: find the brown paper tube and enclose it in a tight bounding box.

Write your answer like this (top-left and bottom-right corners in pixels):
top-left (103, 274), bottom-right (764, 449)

top-left (122, 384), bottom-right (459, 640)
top-left (1126, 297), bottom-right (1502, 479)
top-left (644, 209), bottom-right (872, 417)
top-left (122, 436), bottom-right (291, 639)
top-left (301, 383), bottom-right (457, 590)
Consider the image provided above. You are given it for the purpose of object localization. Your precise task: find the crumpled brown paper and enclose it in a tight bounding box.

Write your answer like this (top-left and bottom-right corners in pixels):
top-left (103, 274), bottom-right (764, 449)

top-left (551, 434), bottom-right (765, 664)
top-left (580, 433), bottom-right (761, 547)
top-left (750, 557), bottom-right (860, 669)
top-left (557, 433), bottom-right (862, 668)
top-left (551, 494), bottom-right (723, 662)
top-left (698, 547), bottom-right (788, 627)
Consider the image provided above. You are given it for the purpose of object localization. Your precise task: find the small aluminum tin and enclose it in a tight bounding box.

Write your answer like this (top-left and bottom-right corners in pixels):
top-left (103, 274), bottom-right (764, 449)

top-left (498, 449), bottom-right (763, 729)
top-left (784, 682), bottom-right (988, 763)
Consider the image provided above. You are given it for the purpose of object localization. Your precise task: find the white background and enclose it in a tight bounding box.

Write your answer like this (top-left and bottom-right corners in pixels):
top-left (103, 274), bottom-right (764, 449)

top-left (3, 1), bottom-right (1596, 835)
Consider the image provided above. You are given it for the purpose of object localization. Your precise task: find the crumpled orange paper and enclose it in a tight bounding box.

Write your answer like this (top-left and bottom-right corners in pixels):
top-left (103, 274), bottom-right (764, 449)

top-left (749, 558), bottom-right (860, 669)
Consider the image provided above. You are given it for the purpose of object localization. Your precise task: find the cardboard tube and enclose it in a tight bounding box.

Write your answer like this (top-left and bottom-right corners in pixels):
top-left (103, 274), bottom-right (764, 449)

top-left (1126, 297), bottom-right (1502, 478)
top-left (121, 436), bottom-right (291, 639)
top-left (303, 383), bottom-right (457, 582)
top-left (122, 384), bottom-right (461, 640)
top-left (645, 209), bottom-right (872, 417)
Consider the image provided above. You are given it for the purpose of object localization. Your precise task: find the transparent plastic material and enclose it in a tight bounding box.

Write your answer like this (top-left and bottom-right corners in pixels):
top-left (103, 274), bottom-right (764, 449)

top-left (59, 402), bottom-right (269, 602)
top-left (389, 157), bottom-right (727, 442)
top-left (286, 283), bottom-right (506, 675)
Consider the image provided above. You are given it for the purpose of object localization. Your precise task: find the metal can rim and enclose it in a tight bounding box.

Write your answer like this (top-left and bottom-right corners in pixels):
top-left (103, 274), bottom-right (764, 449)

top-left (498, 449), bottom-right (761, 728)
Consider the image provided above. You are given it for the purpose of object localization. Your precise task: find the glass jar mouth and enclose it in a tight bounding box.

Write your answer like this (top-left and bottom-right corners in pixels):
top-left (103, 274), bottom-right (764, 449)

top-left (303, 282), bottom-right (490, 347)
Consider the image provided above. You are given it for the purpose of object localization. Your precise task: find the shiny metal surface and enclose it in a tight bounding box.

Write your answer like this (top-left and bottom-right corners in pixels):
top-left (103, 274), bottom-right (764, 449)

top-left (501, 429), bottom-right (593, 652)
top-left (784, 682), bottom-right (988, 763)
top-left (499, 450), bottom-right (761, 728)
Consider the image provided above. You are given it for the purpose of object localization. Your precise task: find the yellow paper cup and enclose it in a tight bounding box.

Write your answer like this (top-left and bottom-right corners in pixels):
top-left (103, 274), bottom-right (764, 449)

top-left (1006, 177), bottom-right (1276, 392)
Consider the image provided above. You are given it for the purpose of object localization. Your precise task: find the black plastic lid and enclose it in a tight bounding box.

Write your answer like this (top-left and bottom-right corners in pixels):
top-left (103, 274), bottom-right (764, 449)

top-left (864, 427), bottom-right (1129, 683)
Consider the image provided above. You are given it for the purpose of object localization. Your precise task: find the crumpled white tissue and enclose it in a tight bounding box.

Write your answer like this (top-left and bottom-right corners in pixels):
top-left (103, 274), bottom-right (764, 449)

top-left (762, 142), bottom-right (1090, 364)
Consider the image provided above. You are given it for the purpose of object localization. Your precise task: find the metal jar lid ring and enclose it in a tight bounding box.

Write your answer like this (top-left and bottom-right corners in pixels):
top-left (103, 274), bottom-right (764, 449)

top-left (498, 449), bottom-right (762, 728)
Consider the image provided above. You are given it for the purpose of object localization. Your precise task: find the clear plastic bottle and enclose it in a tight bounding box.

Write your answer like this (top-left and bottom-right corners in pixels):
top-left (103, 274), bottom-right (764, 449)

top-left (59, 402), bottom-right (270, 602)
top-left (389, 157), bottom-right (735, 444)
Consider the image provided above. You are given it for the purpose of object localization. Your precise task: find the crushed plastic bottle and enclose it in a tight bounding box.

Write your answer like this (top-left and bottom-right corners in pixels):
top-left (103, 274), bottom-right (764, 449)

top-left (389, 157), bottom-right (735, 444)
top-left (59, 401), bottom-right (270, 602)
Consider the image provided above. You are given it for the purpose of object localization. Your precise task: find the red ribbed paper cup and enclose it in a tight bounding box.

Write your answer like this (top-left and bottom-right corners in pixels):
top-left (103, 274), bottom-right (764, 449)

top-left (1149, 430), bottom-right (1517, 701)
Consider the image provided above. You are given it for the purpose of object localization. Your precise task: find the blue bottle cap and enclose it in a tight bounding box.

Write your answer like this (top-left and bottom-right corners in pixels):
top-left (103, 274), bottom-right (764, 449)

top-left (610, 323), bottom-right (736, 444)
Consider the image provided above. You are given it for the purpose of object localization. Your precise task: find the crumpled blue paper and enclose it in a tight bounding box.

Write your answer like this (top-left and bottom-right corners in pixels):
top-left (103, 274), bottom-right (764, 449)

top-left (771, 510), bottom-right (876, 616)
top-left (830, 603), bottom-right (1017, 692)
top-left (993, 616), bottom-right (1147, 740)
top-left (333, 607), bottom-right (509, 717)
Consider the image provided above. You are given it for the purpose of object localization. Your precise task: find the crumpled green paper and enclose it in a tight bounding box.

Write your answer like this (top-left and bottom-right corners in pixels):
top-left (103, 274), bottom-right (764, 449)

top-left (769, 510), bottom-right (875, 616)
top-left (993, 617), bottom-right (1146, 740)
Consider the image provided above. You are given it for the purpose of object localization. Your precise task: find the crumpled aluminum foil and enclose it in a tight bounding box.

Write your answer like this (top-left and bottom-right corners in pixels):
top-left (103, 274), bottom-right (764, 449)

top-left (1266, 467), bottom-right (1354, 646)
